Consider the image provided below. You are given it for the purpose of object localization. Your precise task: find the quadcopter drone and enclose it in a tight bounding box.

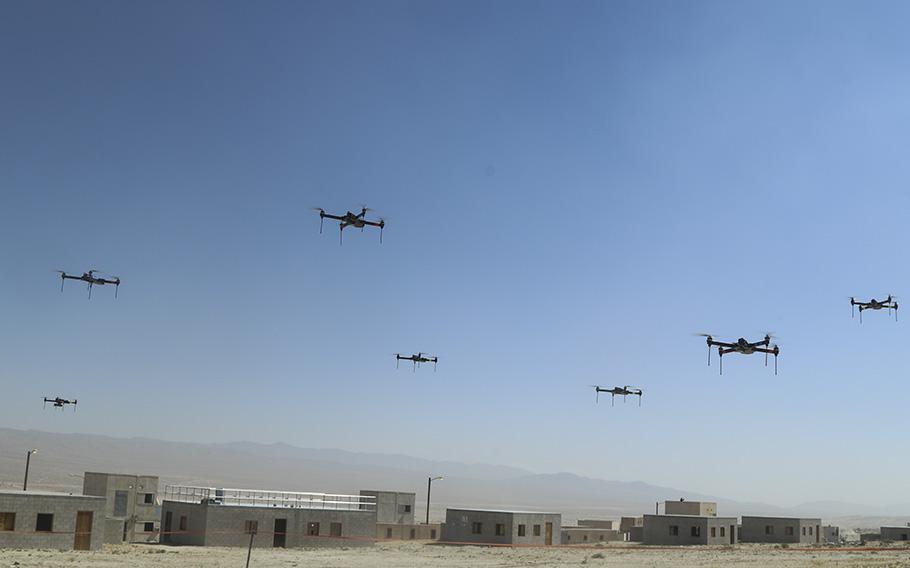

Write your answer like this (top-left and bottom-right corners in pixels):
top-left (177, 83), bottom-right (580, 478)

top-left (56, 269), bottom-right (120, 298)
top-left (43, 397), bottom-right (77, 411)
top-left (850, 296), bottom-right (898, 323)
top-left (313, 206), bottom-right (385, 244)
top-left (395, 352), bottom-right (438, 371)
top-left (698, 334), bottom-right (780, 375)
top-left (592, 385), bottom-right (642, 406)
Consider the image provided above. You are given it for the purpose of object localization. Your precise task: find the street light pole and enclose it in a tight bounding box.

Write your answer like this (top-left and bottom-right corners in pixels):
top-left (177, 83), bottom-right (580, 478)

top-left (426, 476), bottom-right (443, 525)
top-left (23, 449), bottom-right (38, 491)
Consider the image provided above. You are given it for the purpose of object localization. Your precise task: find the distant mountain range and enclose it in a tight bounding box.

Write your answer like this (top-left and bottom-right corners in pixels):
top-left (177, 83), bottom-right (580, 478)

top-left (0, 427), bottom-right (906, 529)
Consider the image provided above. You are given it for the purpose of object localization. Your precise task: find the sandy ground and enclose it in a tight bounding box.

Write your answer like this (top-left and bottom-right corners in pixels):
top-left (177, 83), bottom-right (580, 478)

top-left (2, 542), bottom-right (910, 567)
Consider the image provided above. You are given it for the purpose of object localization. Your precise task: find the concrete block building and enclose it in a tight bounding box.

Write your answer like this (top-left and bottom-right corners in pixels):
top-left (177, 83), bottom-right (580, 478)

top-left (160, 486), bottom-right (377, 548)
top-left (83, 472), bottom-right (159, 544)
top-left (664, 500), bottom-right (717, 517)
top-left (620, 516), bottom-right (643, 541)
top-left (359, 490), bottom-right (441, 540)
top-left (642, 514), bottom-right (738, 545)
top-left (0, 490), bottom-right (105, 551)
top-left (443, 508), bottom-right (561, 545)
top-left (822, 525), bottom-right (840, 544)
top-left (561, 525), bottom-right (621, 544)
top-left (881, 525), bottom-right (910, 541)
top-left (740, 516), bottom-right (821, 544)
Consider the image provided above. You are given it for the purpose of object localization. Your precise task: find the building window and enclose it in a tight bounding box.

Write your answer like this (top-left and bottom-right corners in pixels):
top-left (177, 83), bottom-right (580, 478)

top-left (518, 524), bottom-right (526, 537)
top-left (808, 526), bottom-right (813, 535)
top-left (471, 522), bottom-right (483, 535)
top-left (114, 490), bottom-right (129, 517)
top-left (331, 523), bottom-right (342, 537)
top-left (244, 520), bottom-right (258, 535)
top-left (720, 527), bottom-right (725, 537)
top-left (179, 516), bottom-right (187, 531)
top-left (765, 525), bottom-right (774, 535)
top-left (802, 527), bottom-right (806, 536)
top-left (35, 514), bottom-right (54, 532)
top-left (583, 534), bottom-right (588, 542)
top-left (599, 535), bottom-right (604, 541)
top-left (495, 523), bottom-right (505, 536)
top-left (144, 522), bottom-right (155, 533)
top-left (0, 513), bottom-right (14, 531)
top-left (144, 493), bottom-right (155, 504)
top-left (430, 529), bottom-right (437, 539)
top-left (785, 527), bottom-right (794, 536)
top-left (533, 524), bottom-right (541, 536)
top-left (386, 528), bottom-right (393, 538)
top-left (409, 528), bottom-right (416, 539)
top-left (691, 526), bottom-right (701, 537)
top-left (669, 525), bottom-right (679, 536)
top-left (711, 527), bottom-right (716, 538)
top-left (307, 522), bottom-right (320, 536)
top-left (399, 504), bottom-right (412, 514)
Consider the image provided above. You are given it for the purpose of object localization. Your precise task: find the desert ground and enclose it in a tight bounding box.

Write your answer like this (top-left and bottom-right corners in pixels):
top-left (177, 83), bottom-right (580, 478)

top-left (2, 542), bottom-right (910, 567)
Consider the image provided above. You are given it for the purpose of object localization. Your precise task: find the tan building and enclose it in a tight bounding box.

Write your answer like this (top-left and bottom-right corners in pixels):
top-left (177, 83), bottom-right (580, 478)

top-left (359, 490), bottom-right (440, 541)
top-left (664, 499), bottom-right (717, 517)
top-left (82, 472), bottom-right (159, 543)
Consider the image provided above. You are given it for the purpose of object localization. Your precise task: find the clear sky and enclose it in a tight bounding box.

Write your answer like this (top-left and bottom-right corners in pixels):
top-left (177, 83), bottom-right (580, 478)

top-left (2, 0), bottom-right (910, 507)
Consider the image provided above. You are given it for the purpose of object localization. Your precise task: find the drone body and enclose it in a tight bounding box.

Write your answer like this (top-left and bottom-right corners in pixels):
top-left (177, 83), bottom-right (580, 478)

top-left (57, 270), bottom-right (120, 298)
top-left (592, 385), bottom-right (643, 406)
top-left (851, 296), bottom-right (898, 323)
top-left (395, 352), bottom-right (438, 371)
top-left (44, 397), bottom-right (77, 411)
top-left (699, 334), bottom-right (780, 375)
top-left (314, 207), bottom-right (385, 244)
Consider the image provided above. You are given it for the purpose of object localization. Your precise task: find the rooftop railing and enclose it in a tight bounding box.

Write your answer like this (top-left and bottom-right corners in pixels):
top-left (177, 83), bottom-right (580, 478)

top-left (163, 485), bottom-right (376, 511)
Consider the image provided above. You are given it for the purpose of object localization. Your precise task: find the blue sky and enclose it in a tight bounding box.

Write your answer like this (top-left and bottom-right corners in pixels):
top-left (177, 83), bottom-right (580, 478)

top-left (3, 0), bottom-right (910, 507)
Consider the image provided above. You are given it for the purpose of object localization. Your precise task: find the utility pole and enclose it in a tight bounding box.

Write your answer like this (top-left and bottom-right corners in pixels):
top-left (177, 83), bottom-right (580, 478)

top-left (426, 476), bottom-right (443, 525)
top-left (23, 449), bottom-right (38, 491)
top-left (245, 522), bottom-right (257, 568)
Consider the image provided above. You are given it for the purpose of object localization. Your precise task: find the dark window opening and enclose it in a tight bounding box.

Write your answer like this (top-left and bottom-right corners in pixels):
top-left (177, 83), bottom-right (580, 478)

top-left (669, 525), bottom-right (679, 536)
top-left (430, 529), bottom-right (437, 539)
top-left (330, 523), bottom-right (342, 537)
top-left (720, 527), bottom-right (725, 537)
top-left (409, 528), bottom-right (416, 539)
top-left (386, 528), bottom-right (393, 538)
top-left (691, 526), bottom-right (700, 537)
top-left (495, 523), bottom-right (505, 536)
top-left (765, 525), bottom-right (774, 535)
top-left (144, 493), bottom-right (154, 504)
top-left (244, 520), bottom-right (258, 535)
top-left (0, 513), bottom-right (14, 531)
top-left (307, 522), bottom-right (320, 536)
top-left (471, 522), bottom-right (483, 535)
top-left (179, 516), bottom-right (187, 531)
top-left (533, 524), bottom-right (541, 536)
top-left (518, 524), bottom-right (526, 537)
top-left (36, 514), bottom-right (54, 532)
top-left (785, 526), bottom-right (794, 536)
top-left (143, 522), bottom-right (155, 532)
top-left (711, 527), bottom-right (716, 537)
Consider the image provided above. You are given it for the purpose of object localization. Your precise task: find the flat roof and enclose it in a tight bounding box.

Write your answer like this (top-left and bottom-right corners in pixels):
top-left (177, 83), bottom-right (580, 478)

top-left (741, 515), bottom-right (821, 521)
top-left (644, 514), bottom-right (737, 520)
top-left (447, 508), bottom-right (561, 515)
top-left (881, 526), bottom-right (910, 529)
top-left (0, 489), bottom-right (104, 499)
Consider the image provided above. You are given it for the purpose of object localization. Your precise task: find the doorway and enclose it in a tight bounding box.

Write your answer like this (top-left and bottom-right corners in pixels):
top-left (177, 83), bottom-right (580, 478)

top-left (730, 525), bottom-right (735, 545)
top-left (74, 511), bottom-right (93, 551)
top-left (163, 512), bottom-right (172, 543)
top-left (273, 519), bottom-right (286, 548)
top-left (545, 522), bottom-right (553, 546)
